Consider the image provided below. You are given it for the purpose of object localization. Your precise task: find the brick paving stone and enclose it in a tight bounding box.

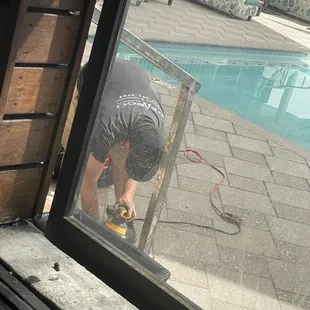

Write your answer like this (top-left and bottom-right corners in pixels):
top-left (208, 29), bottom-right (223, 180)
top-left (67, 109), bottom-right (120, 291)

top-left (274, 239), bottom-right (310, 265)
top-left (172, 27), bottom-right (198, 36)
top-left (268, 141), bottom-right (284, 148)
top-left (165, 115), bottom-right (194, 133)
top-left (175, 152), bottom-right (189, 165)
top-left (231, 147), bottom-right (267, 165)
top-left (166, 209), bottom-right (215, 237)
top-left (193, 113), bottom-right (235, 133)
top-left (161, 103), bottom-right (175, 116)
top-left (200, 106), bottom-right (235, 121)
top-left (267, 258), bottom-right (310, 294)
top-left (223, 205), bottom-right (269, 231)
top-left (272, 172), bottom-right (310, 192)
top-left (214, 221), bottom-right (279, 258)
top-left (170, 169), bottom-right (179, 188)
top-left (266, 156), bottom-right (310, 180)
top-left (206, 265), bottom-right (280, 309)
top-left (155, 255), bottom-right (208, 288)
top-left (242, 34), bottom-right (266, 43)
top-left (136, 173), bottom-right (178, 199)
top-left (267, 216), bottom-right (310, 248)
top-left (153, 17), bottom-right (179, 28)
top-left (149, 22), bottom-right (174, 32)
top-left (271, 147), bottom-right (306, 164)
top-left (135, 181), bottom-right (156, 198)
top-left (178, 175), bottom-right (220, 198)
top-left (234, 125), bottom-right (266, 141)
top-left (149, 82), bottom-right (170, 95)
top-left (277, 289), bottom-right (310, 310)
top-left (185, 133), bottom-right (232, 156)
top-left (217, 245), bottom-right (271, 279)
top-left (177, 162), bottom-right (228, 185)
top-left (168, 280), bottom-right (212, 309)
top-left (273, 202), bottom-right (310, 226)
top-left (180, 148), bottom-right (225, 167)
top-left (159, 94), bottom-right (178, 106)
top-left (219, 186), bottom-right (275, 215)
top-left (227, 173), bottom-right (267, 195)
top-left (228, 134), bottom-right (272, 155)
top-left (210, 299), bottom-right (249, 310)
top-left (224, 157), bottom-right (274, 182)
top-left (265, 183), bottom-right (310, 210)
top-left (126, 0), bottom-right (310, 51)
top-left (154, 225), bottom-right (220, 266)
top-left (133, 194), bottom-right (168, 220)
top-left (194, 124), bottom-right (228, 142)
top-left (167, 187), bottom-right (222, 219)
top-left (190, 103), bottom-right (201, 113)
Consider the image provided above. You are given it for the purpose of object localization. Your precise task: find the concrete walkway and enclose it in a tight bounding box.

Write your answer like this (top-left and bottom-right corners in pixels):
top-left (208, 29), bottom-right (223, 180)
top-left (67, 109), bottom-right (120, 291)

top-left (125, 0), bottom-right (310, 52)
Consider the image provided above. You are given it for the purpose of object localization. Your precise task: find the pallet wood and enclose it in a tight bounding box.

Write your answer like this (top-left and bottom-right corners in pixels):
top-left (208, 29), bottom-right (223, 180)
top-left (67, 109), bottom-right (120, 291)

top-left (16, 13), bottom-right (80, 64)
top-left (27, 0), bottom-right (84, 10)
top-left (0, 4), bottom-right (9, 89)
top-left (0, 1), bottom-right (27, 121)
top-left (0, 166), bottom-right (43, 223)
top-left (35, 0), bottom-right (96, 214)
top-left (5, 67), bottom-right (68, 114)
top-left (0, 118), bottom-right (55, 166)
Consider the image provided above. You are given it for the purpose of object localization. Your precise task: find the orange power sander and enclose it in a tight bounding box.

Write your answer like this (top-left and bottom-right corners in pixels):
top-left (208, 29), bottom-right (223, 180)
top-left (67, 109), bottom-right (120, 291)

top-left (105, 205), bottom-right (129, 239)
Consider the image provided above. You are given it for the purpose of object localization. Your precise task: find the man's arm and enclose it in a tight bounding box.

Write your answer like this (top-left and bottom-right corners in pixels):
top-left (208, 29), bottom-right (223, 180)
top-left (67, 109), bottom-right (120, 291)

top-left (112, 159), bottom-right (138, 221)
top-left (80, 154), bottom-right (105, 220)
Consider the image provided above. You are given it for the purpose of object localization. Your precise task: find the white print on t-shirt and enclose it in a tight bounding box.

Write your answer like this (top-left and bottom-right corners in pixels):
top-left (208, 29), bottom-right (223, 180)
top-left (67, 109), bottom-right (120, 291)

top-left (116, 94), bottom-right (164, 117)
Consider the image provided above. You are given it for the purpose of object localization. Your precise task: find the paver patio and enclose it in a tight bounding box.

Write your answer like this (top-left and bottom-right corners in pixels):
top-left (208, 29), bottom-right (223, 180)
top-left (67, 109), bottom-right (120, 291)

top-left (45, 1), bottom-right (310, 309)
top-left (140, 79), bottom-right (310, 310)
top-left (124, 0), bottom-right (310, 52)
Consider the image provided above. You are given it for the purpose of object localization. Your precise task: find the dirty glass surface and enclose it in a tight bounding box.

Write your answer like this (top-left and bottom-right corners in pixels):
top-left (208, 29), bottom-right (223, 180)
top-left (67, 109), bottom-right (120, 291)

top-left (48, 0), bottom-right (310, 309)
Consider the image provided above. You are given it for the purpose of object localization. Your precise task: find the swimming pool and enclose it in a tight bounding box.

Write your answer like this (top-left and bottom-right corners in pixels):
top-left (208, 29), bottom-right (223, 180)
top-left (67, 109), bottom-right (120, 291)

top-left (117, 43), bottom-right (310, 150)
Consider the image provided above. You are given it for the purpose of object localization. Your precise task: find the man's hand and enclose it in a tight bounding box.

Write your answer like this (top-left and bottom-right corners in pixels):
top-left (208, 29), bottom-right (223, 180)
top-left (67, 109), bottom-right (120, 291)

top-left (115, 193), bottom-right (136, 221)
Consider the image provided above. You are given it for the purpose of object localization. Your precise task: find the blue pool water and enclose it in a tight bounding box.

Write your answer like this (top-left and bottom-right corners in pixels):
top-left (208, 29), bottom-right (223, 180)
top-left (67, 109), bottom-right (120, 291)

top-left (117, 43), bottom-right (310, 150)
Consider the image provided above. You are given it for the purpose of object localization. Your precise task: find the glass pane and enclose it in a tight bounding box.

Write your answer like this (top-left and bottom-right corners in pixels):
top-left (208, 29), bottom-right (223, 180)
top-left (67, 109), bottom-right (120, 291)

top-left (47, 0), bottom-right (310, 309)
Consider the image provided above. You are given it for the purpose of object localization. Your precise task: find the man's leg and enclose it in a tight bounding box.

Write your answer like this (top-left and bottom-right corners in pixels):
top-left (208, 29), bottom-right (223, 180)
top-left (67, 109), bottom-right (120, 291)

top-left (80, 154), bottom-right (105, 220)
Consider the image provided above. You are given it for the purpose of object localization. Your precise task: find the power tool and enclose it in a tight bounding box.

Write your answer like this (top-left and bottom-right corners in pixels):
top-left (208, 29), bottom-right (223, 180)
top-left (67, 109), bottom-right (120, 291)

top-left (105, 205), bottom-right (128, 238)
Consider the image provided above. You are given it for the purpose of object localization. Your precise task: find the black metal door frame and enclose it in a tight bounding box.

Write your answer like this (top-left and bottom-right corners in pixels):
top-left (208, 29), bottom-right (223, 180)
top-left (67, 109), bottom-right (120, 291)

top-left (44, 0), bottom-right (201, 308)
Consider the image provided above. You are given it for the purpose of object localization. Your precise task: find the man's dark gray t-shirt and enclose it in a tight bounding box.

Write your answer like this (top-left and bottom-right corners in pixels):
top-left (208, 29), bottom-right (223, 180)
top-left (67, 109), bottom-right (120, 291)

top-left (77, 58), bottom-right (166, 163)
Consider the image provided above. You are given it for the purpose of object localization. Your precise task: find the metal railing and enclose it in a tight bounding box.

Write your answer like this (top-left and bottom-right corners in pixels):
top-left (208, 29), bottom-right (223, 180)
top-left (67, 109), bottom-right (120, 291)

top-left (92, 7), bottom-right (202, 253)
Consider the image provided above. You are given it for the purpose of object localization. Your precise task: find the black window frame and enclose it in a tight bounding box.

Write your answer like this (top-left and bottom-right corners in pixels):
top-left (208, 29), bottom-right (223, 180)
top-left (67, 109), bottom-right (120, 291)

top-left (45, 0), bottom-right (203, 308)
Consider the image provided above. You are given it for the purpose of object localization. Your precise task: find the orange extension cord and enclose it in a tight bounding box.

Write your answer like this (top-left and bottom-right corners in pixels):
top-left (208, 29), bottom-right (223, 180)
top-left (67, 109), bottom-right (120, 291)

top-left (137, 148), bottom-right (242, 236)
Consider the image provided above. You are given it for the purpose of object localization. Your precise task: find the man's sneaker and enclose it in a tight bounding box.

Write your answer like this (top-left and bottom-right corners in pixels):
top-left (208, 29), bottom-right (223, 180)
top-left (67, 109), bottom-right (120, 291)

top-left (97, 165), bottom-right (114, 188)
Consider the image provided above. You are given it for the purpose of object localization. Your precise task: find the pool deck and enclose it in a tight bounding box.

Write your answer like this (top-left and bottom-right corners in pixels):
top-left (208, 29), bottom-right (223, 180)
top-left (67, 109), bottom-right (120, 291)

top-left (122, 3), bottom-right (310, 309)
top-left (45, 2), bottom-right (310, 309)
top-left (142, 79), bottom-right (310, 310)
top-left (124, 0), bottom-right (310, 53)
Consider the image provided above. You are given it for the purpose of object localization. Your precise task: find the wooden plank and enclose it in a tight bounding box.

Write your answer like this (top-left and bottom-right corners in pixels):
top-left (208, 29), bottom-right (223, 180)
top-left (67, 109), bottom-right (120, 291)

top-left (16, 13), bottom-right (80, 64)
top-left (35, 0), bottom-right (96, 214)
top-left (0, 1), bottom-right (27, 122)
top-left (0, 166), bottom-right (43, 223)
top-left (27, 0), bottom-right (84, 10)
top-left (5, 67), bottom-right (68, 114)
top-left (0, 4), bottom-right (9, 83)
top-left (0, 118), bottom-right (55, 166)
